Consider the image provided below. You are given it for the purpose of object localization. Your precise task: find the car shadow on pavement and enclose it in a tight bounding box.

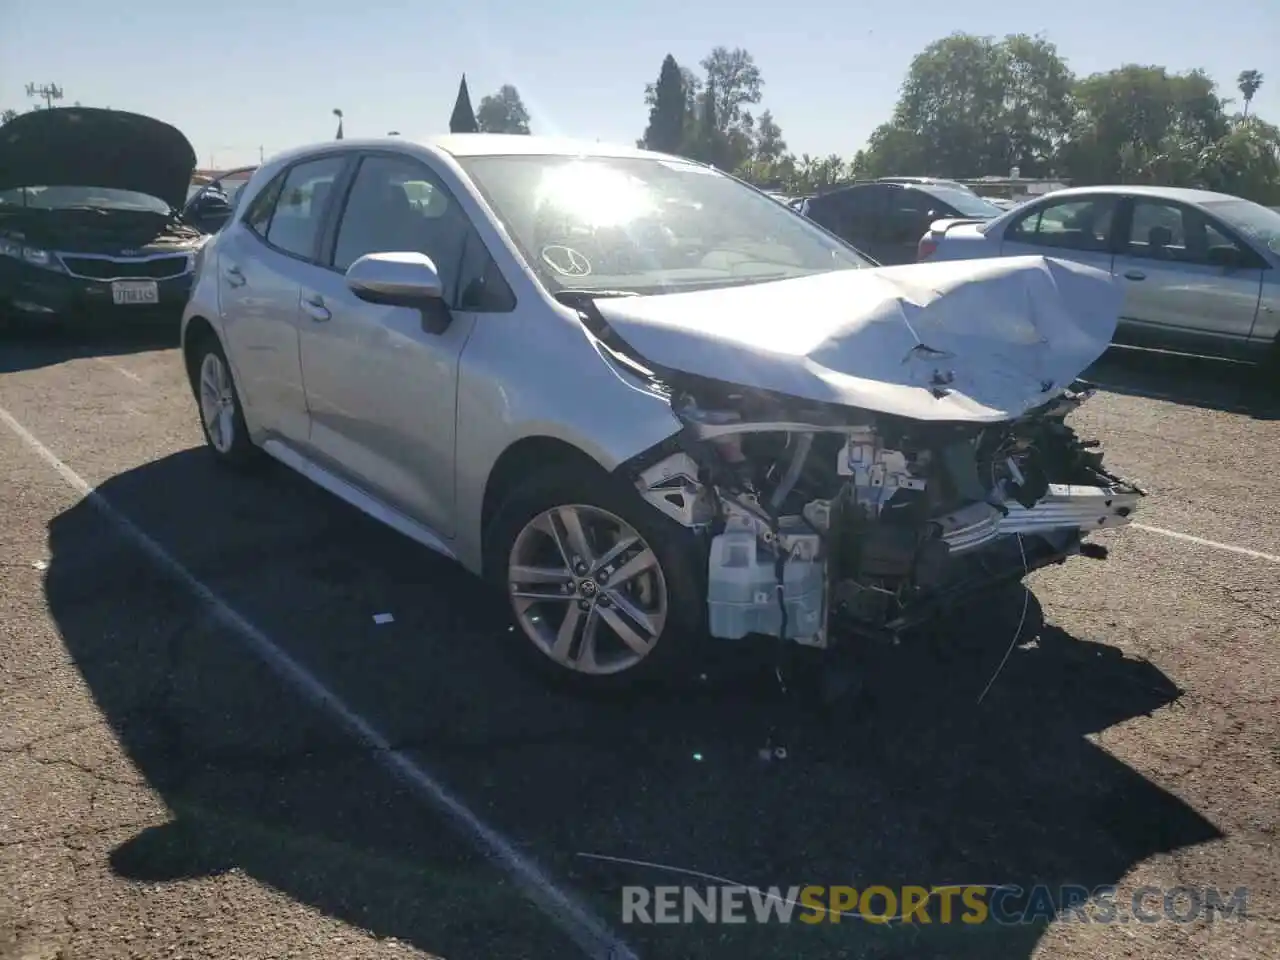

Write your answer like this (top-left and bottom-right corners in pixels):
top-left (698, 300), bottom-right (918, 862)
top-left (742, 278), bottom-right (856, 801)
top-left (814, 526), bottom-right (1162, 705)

top-left (1083, 346), bottom-right (1279, 420)
top-left (45, 448), bottom-right (1223, 959)
top-left (0, 327), bottom-right (179, 374)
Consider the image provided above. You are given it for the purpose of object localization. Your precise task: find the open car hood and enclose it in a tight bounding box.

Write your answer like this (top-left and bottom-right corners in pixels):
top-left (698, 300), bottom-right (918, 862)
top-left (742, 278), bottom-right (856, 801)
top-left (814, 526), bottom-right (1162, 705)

top-left (591, 255), bottom-right (1122, 423)
top-left (0, 107), bottom-right (196, 211)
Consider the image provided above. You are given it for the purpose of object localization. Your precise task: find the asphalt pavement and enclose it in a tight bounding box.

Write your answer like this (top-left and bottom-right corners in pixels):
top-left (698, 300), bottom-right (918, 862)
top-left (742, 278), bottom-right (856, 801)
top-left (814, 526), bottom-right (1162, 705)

top-left (1, 333), bottom-right (1277, 960)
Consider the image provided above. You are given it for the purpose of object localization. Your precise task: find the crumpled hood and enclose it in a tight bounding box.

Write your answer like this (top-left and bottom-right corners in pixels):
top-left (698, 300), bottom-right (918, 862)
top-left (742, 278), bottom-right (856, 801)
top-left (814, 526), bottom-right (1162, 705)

top-left (591, 255), bottom-right (1122, 422)
top-left (0, 107), bottom-right (196, 211)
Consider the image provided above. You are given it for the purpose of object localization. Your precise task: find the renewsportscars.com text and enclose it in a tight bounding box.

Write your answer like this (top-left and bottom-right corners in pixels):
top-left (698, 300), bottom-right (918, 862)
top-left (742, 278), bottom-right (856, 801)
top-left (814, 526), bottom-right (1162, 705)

top-left (621, 884), bottom-right (1249, 926)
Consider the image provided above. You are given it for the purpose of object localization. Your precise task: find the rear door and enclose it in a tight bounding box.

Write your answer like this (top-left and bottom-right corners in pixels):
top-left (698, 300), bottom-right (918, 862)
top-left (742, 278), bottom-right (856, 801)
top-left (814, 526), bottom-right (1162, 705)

top-left (215, 154), bottom-right (349, 445)
top-left (998, 193), bottom-right (1121, 275)
top-left (880, 186), bottom-right (953, 265)
top-left (1110, 195), bottom-right (1264, 347)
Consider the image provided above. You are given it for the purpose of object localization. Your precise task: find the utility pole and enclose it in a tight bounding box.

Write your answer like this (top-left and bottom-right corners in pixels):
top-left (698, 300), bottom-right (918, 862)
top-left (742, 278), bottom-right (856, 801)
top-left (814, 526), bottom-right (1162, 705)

top-left (259, 146), bottom-right (264, 163)
top-left (25, 82), bottom-right (64, 109)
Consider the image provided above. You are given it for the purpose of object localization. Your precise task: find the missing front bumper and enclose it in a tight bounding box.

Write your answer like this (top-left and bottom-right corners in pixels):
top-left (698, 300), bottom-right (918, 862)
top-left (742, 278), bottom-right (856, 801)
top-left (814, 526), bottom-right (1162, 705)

top-left (938, 483), bottom-right (1141, 555)
top-left (704, 481), bottom-right (1141, 649)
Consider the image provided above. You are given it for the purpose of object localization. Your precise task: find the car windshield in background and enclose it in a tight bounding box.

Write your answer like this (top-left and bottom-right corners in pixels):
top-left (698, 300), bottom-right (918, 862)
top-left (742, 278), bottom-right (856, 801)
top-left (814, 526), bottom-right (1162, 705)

top-left (0, 185), bottom-right (171, 215)
top-left (926, 186), bottom-right (1005, 218)
top-left (455, 154), bottom-right (871, 295)
top-left (1201, 198), bottom-right (1280, 255)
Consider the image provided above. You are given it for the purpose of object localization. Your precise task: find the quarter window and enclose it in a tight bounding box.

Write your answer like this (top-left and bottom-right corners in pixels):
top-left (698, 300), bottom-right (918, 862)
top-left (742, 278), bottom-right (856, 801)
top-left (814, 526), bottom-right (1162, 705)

top-left (1007, 196), bottom-right (1118, 252)
top-left (263, 156), bottom-right (345, 260)
top-left (330, 154), bottom-right (513, 311)
top-left (243, 171), bottom-right (286, 236)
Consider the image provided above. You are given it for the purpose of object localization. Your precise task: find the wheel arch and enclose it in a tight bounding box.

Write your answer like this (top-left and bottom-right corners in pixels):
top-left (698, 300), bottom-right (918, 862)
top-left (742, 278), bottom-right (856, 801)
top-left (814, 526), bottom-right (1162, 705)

top-left (480, 435), bottom-right (610, 560)
top-left (181, 314), bottom-right (220, 386)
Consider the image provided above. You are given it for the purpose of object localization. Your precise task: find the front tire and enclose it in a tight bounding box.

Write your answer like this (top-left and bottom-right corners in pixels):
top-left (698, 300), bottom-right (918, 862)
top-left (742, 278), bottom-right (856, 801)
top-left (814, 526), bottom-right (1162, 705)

top-left (189, 335), bottom-right (259, 468)
top-left (484, 464), bottom-right (706, 691)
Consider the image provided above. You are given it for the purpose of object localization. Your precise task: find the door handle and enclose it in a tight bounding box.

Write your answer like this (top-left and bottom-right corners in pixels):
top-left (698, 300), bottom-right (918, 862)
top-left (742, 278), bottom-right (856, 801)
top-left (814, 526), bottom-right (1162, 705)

top-left (1124, 270), bottom-right (1146, 281)
top-left (301, 294), bottom-right (331, 322)
top-left (224, 264), bottom-right (246, 287)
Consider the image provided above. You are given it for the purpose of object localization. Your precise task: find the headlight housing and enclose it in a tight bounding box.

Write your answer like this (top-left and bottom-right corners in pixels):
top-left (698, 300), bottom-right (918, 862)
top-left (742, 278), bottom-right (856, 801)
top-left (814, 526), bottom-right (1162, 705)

top-left (0, 238), bottom-right (60, 271)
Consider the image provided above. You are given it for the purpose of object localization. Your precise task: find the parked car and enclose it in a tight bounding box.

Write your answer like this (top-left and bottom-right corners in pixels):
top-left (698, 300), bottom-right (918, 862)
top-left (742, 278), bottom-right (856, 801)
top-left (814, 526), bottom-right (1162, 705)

top-left (876, 176), bottom-right (979, 195)
top-left (181, 134), bottom-right (1142, 688)
top-left (0, 107), bottom-right (205, 329)
top-left (918, 185), bottom-right (1280, 367)
top-left (798, 180), bottom-right (1005, 264)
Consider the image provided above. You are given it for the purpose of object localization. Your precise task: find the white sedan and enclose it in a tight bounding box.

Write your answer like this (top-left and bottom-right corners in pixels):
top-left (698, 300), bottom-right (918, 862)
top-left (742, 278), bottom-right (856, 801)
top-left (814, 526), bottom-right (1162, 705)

top-left (918, 184), bottom-right (1280, 367)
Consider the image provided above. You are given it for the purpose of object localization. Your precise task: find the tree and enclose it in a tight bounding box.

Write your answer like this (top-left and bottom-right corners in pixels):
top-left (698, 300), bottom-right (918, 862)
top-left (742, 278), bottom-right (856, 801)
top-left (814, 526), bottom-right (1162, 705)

top-left (0, 108), bottom-right (17, 125)
top-left (1238, 69), bottom-right (1264, 119)
top-left (735, 109), bottom-right (791, 186)
top-left (753, 110), bottom-right (786, 165)
top-left (867, 32), bottom-right (1075, 179)
top-left (476, 84), bottom-right (531, 134)
top-left (1060, 65), bottom-right (1230, 185)
top-left (1197, 117), bottom-right (1280, 203)
top-left (861, 123), bottom-right (929, 178)
top-left (449, 75), bottom-right (479, 133)
top-left (639, 55), bottom-right (686, 154)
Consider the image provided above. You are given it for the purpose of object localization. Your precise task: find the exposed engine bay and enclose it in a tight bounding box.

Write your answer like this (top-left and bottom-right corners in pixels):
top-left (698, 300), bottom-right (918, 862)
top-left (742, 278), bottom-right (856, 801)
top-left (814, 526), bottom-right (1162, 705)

top-left (628, 375), bottom-right (1144, 648)
top-left (0, 205), bottom-right (204, 255)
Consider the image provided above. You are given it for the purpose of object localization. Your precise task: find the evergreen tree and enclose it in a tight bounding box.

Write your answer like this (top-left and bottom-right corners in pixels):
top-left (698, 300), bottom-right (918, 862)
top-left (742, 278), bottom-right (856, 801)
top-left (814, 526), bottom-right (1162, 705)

top-left (450, 75), bottom-right (479, 133)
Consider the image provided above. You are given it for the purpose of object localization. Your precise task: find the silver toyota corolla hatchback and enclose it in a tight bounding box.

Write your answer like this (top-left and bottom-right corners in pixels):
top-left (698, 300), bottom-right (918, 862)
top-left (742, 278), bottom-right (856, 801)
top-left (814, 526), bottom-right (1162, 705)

top-left (181, 134), bottom-right (1143, 689)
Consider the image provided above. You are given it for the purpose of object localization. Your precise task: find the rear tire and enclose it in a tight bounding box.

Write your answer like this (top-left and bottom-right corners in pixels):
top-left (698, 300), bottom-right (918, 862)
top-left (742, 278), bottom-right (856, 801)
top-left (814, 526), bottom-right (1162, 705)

top-left (1263, 338), bottom-right (1280, 395)
top-left (483, 463), bottom-right (707, 692)
top-left (188, 334), bottom-right (260, 469)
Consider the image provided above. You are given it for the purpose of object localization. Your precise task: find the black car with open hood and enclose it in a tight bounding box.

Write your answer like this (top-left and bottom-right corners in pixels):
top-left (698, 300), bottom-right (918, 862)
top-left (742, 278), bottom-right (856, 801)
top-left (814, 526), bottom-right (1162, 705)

top-left (0, 107), bottom-right (206, 329)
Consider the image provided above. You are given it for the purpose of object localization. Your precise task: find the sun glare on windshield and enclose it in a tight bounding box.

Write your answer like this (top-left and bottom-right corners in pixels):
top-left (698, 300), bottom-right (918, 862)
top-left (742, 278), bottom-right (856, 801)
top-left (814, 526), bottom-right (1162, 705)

top-left (535, 162), bottom-right (656, 229)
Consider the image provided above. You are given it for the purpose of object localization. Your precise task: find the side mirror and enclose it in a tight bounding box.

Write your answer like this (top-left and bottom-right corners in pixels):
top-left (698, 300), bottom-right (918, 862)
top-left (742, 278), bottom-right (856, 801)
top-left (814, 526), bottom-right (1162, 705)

top-left (345, 251), bottom-right (450, 332)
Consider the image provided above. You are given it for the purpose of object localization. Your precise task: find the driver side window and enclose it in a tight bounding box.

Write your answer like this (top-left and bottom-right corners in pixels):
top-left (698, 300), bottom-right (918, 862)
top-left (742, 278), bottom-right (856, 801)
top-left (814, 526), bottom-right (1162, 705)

top-left (329, 154), bottom-right (514, 312)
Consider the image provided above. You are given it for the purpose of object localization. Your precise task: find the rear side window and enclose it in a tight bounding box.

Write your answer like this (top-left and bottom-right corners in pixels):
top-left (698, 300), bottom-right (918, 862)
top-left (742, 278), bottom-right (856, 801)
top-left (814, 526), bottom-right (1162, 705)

top-left (807, 185), bottom-right (886, 236)
top-left (882, 188), bottom-right (939, 241)
top-left (264, 156), bottom-right (346, 260)
top-left (1007, 196), bottom-right (1119, 253)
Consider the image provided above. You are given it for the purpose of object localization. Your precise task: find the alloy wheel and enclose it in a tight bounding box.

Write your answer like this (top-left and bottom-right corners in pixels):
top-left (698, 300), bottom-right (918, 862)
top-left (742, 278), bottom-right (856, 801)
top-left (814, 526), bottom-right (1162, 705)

top-left (508, 504), bottom-right (669, 675)
top-left (198, 352), bottom-right (236, 454)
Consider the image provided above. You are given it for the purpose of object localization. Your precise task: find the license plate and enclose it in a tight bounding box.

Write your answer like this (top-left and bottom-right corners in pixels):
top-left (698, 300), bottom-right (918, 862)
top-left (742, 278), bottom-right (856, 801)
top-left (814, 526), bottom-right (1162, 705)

top-left (111, 280), bottom-right (159, 305)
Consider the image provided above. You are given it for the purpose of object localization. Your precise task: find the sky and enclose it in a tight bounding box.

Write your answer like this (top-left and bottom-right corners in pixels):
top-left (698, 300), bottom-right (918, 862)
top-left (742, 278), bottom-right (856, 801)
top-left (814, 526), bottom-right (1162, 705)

top-left (2, 0), bottom-right (1277, 171)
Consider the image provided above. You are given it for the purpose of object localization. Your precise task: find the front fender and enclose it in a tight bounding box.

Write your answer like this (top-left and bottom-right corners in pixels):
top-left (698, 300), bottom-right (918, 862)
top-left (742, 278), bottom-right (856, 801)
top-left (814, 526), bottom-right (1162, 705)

top-left (453, 306), bottom-right (682, 573)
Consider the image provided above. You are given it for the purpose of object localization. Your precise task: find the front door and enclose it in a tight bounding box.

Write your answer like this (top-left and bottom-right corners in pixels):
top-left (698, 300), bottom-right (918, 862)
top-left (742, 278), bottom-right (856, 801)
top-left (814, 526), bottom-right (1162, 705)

top-left (295, 152), bottom-right (495, 539)
top-left (1110, 196), bottom-right (1263, 348)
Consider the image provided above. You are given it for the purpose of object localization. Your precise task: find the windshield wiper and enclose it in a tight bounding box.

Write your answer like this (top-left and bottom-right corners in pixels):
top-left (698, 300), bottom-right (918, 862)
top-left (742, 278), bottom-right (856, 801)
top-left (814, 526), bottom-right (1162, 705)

top-left (554, 289), bottom-right (641, 309)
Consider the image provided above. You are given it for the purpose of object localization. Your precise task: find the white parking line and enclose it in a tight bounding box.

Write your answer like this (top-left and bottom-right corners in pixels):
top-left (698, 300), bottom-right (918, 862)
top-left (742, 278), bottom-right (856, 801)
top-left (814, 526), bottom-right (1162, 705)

top-left (0, 404), bottom-right (637, 960)
top-left (1132, 522), bottom-right (1280, 564)
top-left (95, 357), bottom-right (146, 385)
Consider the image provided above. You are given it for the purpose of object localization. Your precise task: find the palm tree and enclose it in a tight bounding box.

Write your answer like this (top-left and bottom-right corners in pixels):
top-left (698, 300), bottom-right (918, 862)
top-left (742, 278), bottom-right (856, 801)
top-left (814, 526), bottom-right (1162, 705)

top-left (1237, 70), bottom-right (1264, 119)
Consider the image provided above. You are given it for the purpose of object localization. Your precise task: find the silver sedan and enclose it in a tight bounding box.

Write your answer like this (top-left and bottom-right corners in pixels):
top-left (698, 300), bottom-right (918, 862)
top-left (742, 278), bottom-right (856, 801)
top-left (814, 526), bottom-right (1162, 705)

top-left (181, 135), bottom-right (1142, 689)
top-left (919, 184), bottom-right (1280, 369)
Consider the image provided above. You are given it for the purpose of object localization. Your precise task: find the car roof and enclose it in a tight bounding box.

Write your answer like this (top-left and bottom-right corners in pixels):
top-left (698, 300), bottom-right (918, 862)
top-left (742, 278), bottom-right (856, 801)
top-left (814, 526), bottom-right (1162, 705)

top-left (1029, 184), bottom-right (1243, 204)
top-left (262, 134), bottom-right (690, 168)
top-left (430, 133), bottom-right (681, 160)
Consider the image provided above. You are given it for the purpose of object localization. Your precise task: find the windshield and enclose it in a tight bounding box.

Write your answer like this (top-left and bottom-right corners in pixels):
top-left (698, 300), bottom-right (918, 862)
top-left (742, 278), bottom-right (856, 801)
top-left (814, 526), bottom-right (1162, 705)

top-left (1200, 199), bottom-right (1280, 256)
top-left (454, 154), bottom-right (871, 295)
top-left (0, 185), bottom-right (171, 215)
top-left (927, 186), bottom-right (1004, 218)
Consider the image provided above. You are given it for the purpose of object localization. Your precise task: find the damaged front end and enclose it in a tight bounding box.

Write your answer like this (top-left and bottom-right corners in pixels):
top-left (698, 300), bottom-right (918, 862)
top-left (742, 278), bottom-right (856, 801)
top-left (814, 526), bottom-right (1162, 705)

top-left (627, 377), bottom-right (1143, 648)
